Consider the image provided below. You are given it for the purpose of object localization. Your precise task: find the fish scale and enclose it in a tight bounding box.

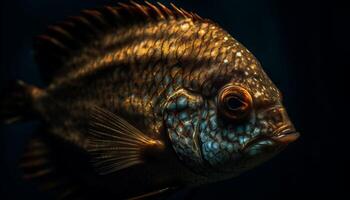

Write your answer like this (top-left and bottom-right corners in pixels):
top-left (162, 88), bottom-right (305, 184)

top-left (0, 2), bottom-right (299, 199)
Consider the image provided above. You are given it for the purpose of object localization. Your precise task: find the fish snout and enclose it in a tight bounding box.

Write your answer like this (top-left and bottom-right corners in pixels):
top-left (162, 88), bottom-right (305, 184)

top-left (260, 105), bottom-right (299, 144)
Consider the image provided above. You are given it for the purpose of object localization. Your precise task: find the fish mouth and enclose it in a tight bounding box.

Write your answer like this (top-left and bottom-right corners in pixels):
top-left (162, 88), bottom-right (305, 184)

top-left (271, 124), bottom-right (300, 144)
top-left (243, 127), bottom-right (299, 152)
top-left (271, 129), bottom-right (300, 144)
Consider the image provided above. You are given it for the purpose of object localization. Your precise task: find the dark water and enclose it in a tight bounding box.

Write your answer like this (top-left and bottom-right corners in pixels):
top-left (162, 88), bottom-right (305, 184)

top-left (0, 0), bottom-right (345, 199)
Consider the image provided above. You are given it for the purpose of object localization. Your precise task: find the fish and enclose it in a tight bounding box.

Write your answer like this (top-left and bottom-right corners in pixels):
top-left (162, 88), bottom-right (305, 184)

top-left (0, 1), bottom-right (299, 199)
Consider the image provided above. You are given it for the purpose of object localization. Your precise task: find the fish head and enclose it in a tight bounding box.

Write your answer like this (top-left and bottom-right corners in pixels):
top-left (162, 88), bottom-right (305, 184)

top-left (163, 32), bottom-right (299, 178)
top-left (205, 78), bottom-right (300, 175)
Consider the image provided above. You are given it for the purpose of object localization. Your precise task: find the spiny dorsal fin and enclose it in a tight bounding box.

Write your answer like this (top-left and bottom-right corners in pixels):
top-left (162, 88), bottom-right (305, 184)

top-left (87, 106), bottom-right (164, 175)
top-left (34, 1), bottom-right (205, 83)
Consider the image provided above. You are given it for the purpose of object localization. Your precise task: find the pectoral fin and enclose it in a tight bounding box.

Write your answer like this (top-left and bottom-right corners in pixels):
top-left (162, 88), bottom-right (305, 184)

top-left (88, 106), bottom-right (164, 175)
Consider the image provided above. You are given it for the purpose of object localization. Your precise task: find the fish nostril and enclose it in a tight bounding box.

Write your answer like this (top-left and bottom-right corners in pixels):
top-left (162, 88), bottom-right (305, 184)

top-left (259, 105), bottom-right (293, 130)
top-left (271, 111), bottom-right (284, 124)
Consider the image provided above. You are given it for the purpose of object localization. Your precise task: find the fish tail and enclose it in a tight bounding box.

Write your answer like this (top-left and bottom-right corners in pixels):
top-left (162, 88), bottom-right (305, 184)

top-left (0, 80), bottom-right (43, 124)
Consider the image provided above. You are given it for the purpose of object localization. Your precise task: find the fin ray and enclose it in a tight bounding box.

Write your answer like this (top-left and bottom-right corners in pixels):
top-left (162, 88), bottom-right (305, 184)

top-left (34, 2), bottom-right (208, 83)
top-left (127, 187), bottom-right (179, 200)
top-left (87, 106), bottom-right (163, 175)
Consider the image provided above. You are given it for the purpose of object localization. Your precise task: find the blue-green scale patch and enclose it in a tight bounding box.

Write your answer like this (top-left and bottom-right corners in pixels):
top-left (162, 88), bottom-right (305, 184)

top-left (164, 88), bottom-right (268, 171)
top-left (165, 93), bottom-right (204, 166)
top-left (238, 135), bottom-right (250, 145)
top-left (179, 111), bottom-right (189, 121)
top-left (177, 96), bottom-right (188, 110)
top-left (164, 75), bottom-right (171, 85)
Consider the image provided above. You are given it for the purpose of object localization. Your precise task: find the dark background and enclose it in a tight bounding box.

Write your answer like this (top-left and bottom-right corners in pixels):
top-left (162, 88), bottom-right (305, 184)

top-left (0, 0), bottom-right (346, 199)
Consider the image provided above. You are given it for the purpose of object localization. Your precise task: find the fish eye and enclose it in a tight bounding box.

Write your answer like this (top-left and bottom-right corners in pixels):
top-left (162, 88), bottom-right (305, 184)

top-left (218, 85), bottom-right (253, 120)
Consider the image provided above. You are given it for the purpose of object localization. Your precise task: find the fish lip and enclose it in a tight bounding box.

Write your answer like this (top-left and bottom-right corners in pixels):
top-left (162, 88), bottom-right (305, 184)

top-left (243, 128), bottom-right (300, 152)
top-left (271, 124), bottom-right (300, 144)
top-left (271, 130), bottom-right (300, 144)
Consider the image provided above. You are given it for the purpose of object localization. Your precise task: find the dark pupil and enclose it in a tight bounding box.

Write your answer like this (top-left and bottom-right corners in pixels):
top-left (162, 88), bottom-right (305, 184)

top-left (226, 96), bottom-right (244, 110)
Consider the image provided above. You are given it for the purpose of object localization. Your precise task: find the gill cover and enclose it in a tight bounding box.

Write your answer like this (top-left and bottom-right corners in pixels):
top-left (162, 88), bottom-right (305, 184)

top-left (163, 88), bottom-right (206, 171)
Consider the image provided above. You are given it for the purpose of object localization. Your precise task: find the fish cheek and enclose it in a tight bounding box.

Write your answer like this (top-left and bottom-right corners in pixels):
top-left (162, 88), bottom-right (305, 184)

top-left (163, 88), bottom-right (205, 168)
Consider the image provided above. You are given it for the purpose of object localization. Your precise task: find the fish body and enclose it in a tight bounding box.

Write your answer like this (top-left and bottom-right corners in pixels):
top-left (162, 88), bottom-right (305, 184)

top-left (0, 2), bottom-right (299, 199)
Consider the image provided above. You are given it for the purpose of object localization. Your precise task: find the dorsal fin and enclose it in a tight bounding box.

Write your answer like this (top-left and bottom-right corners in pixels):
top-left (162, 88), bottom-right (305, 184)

top-left (33, 1), bottom-right (204, 83)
